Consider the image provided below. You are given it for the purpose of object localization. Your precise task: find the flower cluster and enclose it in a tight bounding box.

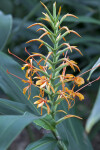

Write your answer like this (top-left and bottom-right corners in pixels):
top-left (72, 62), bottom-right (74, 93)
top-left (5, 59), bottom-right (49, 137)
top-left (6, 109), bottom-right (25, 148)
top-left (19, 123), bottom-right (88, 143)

top-left (7, 2), bottom-right (100, 119)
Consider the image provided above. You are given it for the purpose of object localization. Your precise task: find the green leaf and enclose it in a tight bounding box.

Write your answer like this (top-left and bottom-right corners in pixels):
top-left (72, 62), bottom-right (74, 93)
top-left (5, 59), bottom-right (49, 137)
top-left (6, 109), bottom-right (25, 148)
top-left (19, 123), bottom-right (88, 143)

top-left (0, 11), bottom-right (12, 51)
top-left (34, 114), bottom-right (55, 130)
top-left (69, 36), bottom-right (100, 45)
top-left (25, 137), bottom-right (57, 150)
top-left (63, 16), bottom-right (100, 25)
top-left (87, 58), bottom-right (100, 81)
top-left (0, 112), bottom-right (42, 150)
top-left (56, 100), bottom-right (93, 150)
top-left (85, 86), bottom-right (100, 133)
top-left (0, 98), bottom-right (32, 115)
top-left (0, 51), bottom-right (40, 115)
top-left (82, 0), bottom-right (100, 6)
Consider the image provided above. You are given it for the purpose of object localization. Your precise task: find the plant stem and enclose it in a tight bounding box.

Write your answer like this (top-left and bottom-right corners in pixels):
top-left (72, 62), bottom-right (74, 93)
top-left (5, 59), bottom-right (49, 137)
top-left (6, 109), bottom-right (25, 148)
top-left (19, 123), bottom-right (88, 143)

top-left (52, 129), bottom-right (67, 150)
top-left (49, 18), bottom-right (68, 150)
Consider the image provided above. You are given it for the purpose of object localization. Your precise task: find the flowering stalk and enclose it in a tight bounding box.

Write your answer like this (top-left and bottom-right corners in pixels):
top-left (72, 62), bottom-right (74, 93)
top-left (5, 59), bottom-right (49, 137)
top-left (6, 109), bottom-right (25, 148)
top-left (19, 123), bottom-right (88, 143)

top-left (7, 2), bottom-right (100, 150)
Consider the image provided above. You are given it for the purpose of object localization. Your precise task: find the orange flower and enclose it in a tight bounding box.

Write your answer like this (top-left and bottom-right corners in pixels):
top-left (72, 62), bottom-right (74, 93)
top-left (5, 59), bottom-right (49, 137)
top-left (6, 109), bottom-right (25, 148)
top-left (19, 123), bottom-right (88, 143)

top-left (57, 87), bottom-right (84, 110)
top-left (42, 12), bottom-right (51, 23)
top-left (35, 76), bottom-right (48, 88)
top-left (21, 59), bottom-right (34, 79)
top-left (75, 92), bottom-right (84, 101)
top-left (58, 90), bottom-right (75, 110)
top-left (35, 76), bottom-right (55, 93)
top-left (7, 69), bottom-right (33, 100)
top-left (61, 74), bottom-right (84, 87)
top-left (22, 77), bottom-right (33, 100)
top-left (73, 76), bottom-right (85, 86)
top-left (65, 87), bottom-right (84, 101)
top-left (61, 58), bottom-right (80, 72)
top-left (64, 74), bottom-right (75, 81)
top-left (33, 96), bottom-right (50, 115)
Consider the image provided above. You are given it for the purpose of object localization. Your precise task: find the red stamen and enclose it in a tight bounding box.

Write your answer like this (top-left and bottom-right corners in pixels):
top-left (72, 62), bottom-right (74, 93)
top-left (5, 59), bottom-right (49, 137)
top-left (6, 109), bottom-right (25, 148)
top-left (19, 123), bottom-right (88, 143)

top-left (8, 49), bottom-right (28, 64)
top-left (7, 70), bottom-right (39, 88)
top-left (78, 65), bottom-right (100, 77)
top-left (25, 47), bottom-right (30, 56)
top-left (7, 69), bottom-right (24, 80)
top-left (8, 49), bottom-right (37, 70)
top-left (39, 43), bottom-right (44, 49)
top-left (76, 76), bottom-right (100, 92)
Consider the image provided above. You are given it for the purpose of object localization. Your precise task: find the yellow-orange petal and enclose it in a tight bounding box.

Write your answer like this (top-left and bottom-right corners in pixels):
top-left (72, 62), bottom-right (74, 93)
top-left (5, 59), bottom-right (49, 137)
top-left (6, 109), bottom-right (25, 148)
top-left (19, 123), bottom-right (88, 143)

top-left (58, 6), bottom-right (61, 16)
top-left (37, 28), bottom-right (46, 32)
top-left (34, 100), bottom-right (42, 104)
top-left (40, 82), bottom-right (46, 88)
top-left (65, 74), bottom-right (75, 79)
top-left (37, 101), bottom-right (44, 108)
top-left (45, 103), bottom-right (50, 114)
top-left (36, 80), bottom-right (43, 86)
top-left (27, 23), bottom-right (45, 28)
top-left (61, 26), bottom-right (70, 33)
top-left (23, 86), bottom-right (29, 95)
top-left (74, 76), bottom-right (85, 86)
top-left (70, 30), bottom-right (81, 37)
top-left (26, 39), bottom-right (43, 44)
top-left (75, 92), bottom-right (84, 101)
top-left (64, 13), bottom-right (78, 19)
top-left (64, 114), bottom-right (82, 119)
top-left (48, 66), bottom-right (52, 70)
top-left (33, 96), bottom-right (41, 99)
top-left (57, 110), bottom-right (67, 114)
top-left (39, 43), bottom-right (44, 49)
top-left (40, 1), bottom-right (47, 9)
top-left (25, 69), bottom-right (30, 78)
top-left (71, 46), bottom-right (83, 55)
top-left (45, 52), bottom-right (53, 64)
top-left (63, 37), bottom-right (66, 41)
top-left (39, 32), bottom-right (50, 39)
top-left (21, 64), bottom-right (28, 70)
top-left (22, 80), bottom-right (27, 83)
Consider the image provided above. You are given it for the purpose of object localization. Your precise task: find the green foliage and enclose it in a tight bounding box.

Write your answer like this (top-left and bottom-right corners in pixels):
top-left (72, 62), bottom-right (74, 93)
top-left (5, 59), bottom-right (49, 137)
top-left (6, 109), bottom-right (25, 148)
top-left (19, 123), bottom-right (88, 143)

top-left (25, 137), bottom-right (57, 150)
top-left (34, 115), bottom-right (56, 130)
top-left (62, 16), bottom-right (100, 25)
top-left (0, 11), bottom-right (12, 51)
top-left (85, 58), bottom-right (100, 133)
top-left (0, 112), bottom-right (42, 150)
top-left (86, 86), bottom-right (100, 133)
top-left (87, 58), bottom-right (100, 81)
top-left (0, 98), bottom-right (32, 115)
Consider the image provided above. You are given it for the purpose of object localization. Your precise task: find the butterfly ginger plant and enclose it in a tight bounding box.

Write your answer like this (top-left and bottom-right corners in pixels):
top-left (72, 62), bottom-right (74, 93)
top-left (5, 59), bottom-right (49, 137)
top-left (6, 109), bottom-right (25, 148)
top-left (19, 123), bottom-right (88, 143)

top-left (7, 2), bottom-right (100, 150)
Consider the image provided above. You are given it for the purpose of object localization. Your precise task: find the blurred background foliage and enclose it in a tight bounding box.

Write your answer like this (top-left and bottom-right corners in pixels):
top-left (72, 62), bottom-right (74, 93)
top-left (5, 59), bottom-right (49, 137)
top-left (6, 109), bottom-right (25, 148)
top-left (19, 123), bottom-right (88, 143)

top-left (0, 0), bottom-right (100, 149)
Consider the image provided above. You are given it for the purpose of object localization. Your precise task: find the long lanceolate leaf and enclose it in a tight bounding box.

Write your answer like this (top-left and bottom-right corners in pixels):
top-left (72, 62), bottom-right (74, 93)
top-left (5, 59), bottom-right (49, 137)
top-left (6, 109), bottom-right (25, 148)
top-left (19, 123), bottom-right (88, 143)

top-left (62, 16), bottom-right (100, 25)
top-left (25, 137), bottom-right (57, 150)
top-left (86, 86), bottom-right (100, 133)
top-left (0, 98), bottom-right (32, 115)
top-left (0, 11), bottom-right (12, 51)
top-left (0, 112), bottom-right (42, 150)
top-left (87, 58), bottom-right (100, 81)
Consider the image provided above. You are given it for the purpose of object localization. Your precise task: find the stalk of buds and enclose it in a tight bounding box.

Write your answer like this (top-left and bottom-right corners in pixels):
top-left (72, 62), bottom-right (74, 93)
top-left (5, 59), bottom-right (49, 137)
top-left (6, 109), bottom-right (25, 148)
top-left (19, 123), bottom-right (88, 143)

top-left (7, 2), bottom-right (100, 150)
top-left (8, 1), bottom-right (100, 118)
